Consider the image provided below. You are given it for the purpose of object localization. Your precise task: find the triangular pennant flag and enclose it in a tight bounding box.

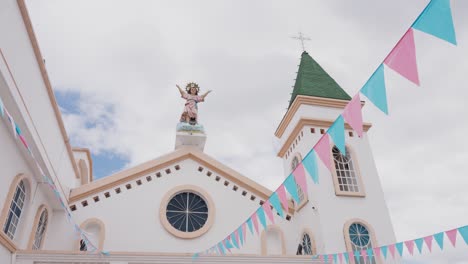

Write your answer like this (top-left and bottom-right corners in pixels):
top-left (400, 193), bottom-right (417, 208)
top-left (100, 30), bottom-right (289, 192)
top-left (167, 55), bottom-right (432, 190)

top-left (354, 250), bottom-right (360, 258)
top-left (303, 150), bottom-right (319, 184)
top-left (412, 0), bottom-right (457, 45)
top-left (238, 226), bottom-right (244, 246)
top-left (224, 238), bottom-right (233, 251)
top-left (434, 232), bottom-right (444, 250)
top-left (218, 243), bottom-right (226, 255)
top-left (276, 185), bottom-right (289, 211)
top-left (405, 240), bottom-right (415, 255)
top-left (231, 233), bottom-right (239, 249)
top-left (292, 163), bottom-right (308, 195)
top-left (395, 242), bottom-right (404, 256)
top-left (241, 223), bottom-right (247, 243)
top-left (415, 238), bottom-right (424, 254)
top-left (5, 110), bottom-right (17, 138)
top-left (269, 192), bottom-right (284, 217)
top-left (251, 213), bottom-right (259, 234)
top-left (366, 248), bottom-right (373, 259)
top-left (446, 229), bottom-right (458, 247)
top-left (192, 253), bottom-right (199, 260)
top-left (315, 134), bottom-right (332, 171)
top-left (360, 249), bottom-right (366, 259)
top-left (257, 208), bottom-right (267, 230)
top-left (360, 64), bottom-right (388, 114)
top-left (0, 96), bottom-right (4, 117)
top-left (328, 115), bottom-right (346, 154)
top-left (381, 245), bottom-right (388, 259)
top-left (342, 94), bottom-right (364, 137)
top-left (374, 247), bottom-right (381, 259)
top-left (338, 253), bottom-right (343, 264)
top-left (343, 252), bottom-right (349, 264)
top-left (246, 218), bottom-right (254, 235)
top-left (262, 201), bottom-right (275, 224)
top-left (324, 254), bottom-right (328, 263)
top-left (384, 28), bottom-right (420, 85)
top-left (459, 226), bottom-right (468, 245)
top-left (388, 244), bottom-right (396, 259)
top-left (284, 174), bottom-right (300, 203)
top-left (333, 253), bottom-right (338, 264)
top-left (424, 235), bottom-right (433, 252)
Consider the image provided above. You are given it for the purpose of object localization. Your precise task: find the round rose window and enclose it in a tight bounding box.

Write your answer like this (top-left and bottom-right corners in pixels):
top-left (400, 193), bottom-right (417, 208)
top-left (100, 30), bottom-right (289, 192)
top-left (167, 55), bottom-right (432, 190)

top-left (166, 191), bottom-right (208, 232)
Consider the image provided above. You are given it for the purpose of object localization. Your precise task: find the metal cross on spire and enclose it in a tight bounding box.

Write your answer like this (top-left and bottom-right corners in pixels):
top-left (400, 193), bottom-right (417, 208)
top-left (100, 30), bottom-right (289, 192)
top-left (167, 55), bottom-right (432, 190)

top-left (292, 32), bottom-right (311, 52)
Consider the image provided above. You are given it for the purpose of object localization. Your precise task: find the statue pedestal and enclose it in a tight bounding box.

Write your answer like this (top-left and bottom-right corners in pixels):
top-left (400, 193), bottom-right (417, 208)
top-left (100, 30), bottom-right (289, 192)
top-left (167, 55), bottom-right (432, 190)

top-left (175, 123), bottom-right (206, 151)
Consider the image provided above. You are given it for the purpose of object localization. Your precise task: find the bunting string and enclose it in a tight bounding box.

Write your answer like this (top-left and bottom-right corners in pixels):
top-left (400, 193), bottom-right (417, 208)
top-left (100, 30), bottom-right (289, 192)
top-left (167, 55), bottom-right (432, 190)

top-left (194, 0), bottom-right (459, 259)
top-left (0, 96), bottom-right (107, 255)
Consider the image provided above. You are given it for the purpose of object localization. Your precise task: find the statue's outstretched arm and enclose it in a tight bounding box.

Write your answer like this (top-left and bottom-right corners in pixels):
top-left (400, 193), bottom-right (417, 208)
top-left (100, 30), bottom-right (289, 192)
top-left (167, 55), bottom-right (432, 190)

top-left (176, 84), bottom-right (184, 96)
top-left (201, 90), bottom-right (212, 99)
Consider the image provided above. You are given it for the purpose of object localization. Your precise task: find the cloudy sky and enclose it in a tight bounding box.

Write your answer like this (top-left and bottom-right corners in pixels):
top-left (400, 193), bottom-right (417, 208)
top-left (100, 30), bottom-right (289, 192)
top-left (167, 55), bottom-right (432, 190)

top-left (26, 0), bottom-right (467, 262)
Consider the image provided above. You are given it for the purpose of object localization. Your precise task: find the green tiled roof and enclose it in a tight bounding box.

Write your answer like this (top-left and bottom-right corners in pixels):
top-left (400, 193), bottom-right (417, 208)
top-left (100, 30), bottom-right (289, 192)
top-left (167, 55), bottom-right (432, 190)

top-left (289, 51), bottom-right (351, 108)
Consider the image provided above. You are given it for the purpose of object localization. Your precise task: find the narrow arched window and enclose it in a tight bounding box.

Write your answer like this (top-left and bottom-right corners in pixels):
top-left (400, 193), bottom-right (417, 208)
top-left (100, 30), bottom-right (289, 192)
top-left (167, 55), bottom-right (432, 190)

top-left (348, 223), bottom-right (376, 264)
top-left (32, 209), bottom-right (48, 250)
top-left (291, 154), bottom-right (305, 203)
top-left (3, 180), bottom-right (26, 239)
top-left (332, 146), bottom-right (361, 194)
top-left (296, 233), bottom-right (315, 255)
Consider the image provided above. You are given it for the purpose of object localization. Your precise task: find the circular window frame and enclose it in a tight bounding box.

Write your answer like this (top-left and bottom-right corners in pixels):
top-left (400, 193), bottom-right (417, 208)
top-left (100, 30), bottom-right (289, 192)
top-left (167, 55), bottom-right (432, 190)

top-left (159, 185), bottom-right (215, 239)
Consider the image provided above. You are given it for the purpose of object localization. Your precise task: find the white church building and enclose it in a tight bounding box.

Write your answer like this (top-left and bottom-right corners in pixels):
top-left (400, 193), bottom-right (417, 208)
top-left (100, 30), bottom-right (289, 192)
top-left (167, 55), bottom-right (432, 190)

top-left (0, 0), bottom-right (397, 263)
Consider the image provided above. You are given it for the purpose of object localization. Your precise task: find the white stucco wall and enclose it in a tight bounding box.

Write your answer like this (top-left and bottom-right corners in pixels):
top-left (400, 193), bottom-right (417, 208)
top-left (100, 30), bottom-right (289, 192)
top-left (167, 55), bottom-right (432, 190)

top-left (0, 244), bottom-right (11, 264)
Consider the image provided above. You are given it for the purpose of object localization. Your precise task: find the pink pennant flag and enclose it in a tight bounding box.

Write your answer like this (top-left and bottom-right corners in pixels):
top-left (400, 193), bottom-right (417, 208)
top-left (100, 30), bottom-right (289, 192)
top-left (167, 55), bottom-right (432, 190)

top-left (222, 239), bottom-right (231, 253)
top-left (361, 249), bottom-right (367, 259)
top-left (242, 222), bottom-right (247, 243)
top-left (338, 253), bottom-right (343, 264)
top-left (315, 134), bottom-right (332, 171)
top-left (276, 185), bottom-right (289, 211)
top-left (234, 229), bottom-right (240, 247)
top-left (348, 251), bottom-right (355, 260)
top-left (328, 254), bottom-right (333, 262)
top-left (405, 240), bottom-right (415, 255)
top-left (262, 201), bottom-right (275, 224)
top-left (318, 255), bottom-right (323, 261)
top-left (446, 229), bottom-right (458, 247)
top-left (424, 235), bottom-right (433, 252)
top-left (374, 247), bottom-right (381, 259)
top-left (342, 94), bottom-right (364, 137)
top-left (19, 135), bottom-right (28, 149)
top-left (388, 244), bottom-right (396, 259)
top-left (384, 28), bottom-right (420, 85)
top-left (251, 213), bottom-right (259, 234)
top-left (293, 163), bottom-right (308, 195)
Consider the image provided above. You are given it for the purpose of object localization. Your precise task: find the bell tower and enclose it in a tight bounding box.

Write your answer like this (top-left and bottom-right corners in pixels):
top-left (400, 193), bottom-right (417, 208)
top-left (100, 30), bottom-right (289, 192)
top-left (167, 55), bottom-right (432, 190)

top-left (276, 51), bottom-right (396, 258)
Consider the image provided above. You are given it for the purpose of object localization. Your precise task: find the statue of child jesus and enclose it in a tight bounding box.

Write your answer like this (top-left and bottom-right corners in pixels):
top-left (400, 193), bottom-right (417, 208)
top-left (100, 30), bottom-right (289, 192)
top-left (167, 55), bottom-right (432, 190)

top-left (176, 82), bottom-right (212, 125)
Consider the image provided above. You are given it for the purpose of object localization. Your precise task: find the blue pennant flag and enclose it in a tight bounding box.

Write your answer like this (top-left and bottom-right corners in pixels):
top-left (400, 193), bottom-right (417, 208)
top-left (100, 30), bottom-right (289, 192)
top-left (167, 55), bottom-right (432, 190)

top-left (246, 218), bottom-right (254, 235)
top-left (303, 150), bottom-right (319, 184)
top-left (15, 123), bottom-right (21, 135)
top-left (343, 252), bottom-right (349, 263)
top-left (366, 248), bottom-right (373, 258)
top-left (257, 207), bottom-right (267, 229)
top-left (324, 254), bottom-right (328, 263)
top-left (415, 238), bottom-right (424, 253)
top-left (218, 243), bottom-right (226, 255)
top-left (459, 226), bottom-right (468, 245)
top-left (192, 253), bottom-right (199, 260)
top-left (0, 97), bottom-right (4, 117)
top-left (231, 233), bottom-right (239, 249)
top-left (328, 115), bottom-right (346, 154)
top-left (269, 192), bottom-right (284, 217)
top-left (434, 232), bottom-right (444, 250)
top-left (238, 226), bottom-right (244, 245)
top-left (381, 245), bottom-right (388, 259)
top-left (396, 242), bottom-right (404, 256)
top-left (360, 64), bottom-right (388, 114)
top-left (412, 0), bottom-right (457, 45)
top-left (284, 174), bottom-right (300, 203)
top-left (333, 253), bottom-right (338, 263)
top-left (354, 250), bottom-right (360, 258)
top-left (225, 239), bottom-right (234, 249)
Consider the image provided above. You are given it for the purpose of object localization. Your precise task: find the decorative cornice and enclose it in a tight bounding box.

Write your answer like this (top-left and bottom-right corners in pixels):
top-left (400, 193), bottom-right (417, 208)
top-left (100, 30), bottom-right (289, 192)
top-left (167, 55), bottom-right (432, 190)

top-left (0, 232), bottom-right (17, 253)
top-left (277, 117), bottom-right (372, 157)
top-left (275, 95), bottom-right (365, 138)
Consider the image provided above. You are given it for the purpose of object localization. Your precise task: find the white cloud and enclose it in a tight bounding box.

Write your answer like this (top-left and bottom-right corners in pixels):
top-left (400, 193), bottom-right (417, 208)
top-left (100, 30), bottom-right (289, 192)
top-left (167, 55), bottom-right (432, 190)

top-left (27, 0), bottom-right (468, 262)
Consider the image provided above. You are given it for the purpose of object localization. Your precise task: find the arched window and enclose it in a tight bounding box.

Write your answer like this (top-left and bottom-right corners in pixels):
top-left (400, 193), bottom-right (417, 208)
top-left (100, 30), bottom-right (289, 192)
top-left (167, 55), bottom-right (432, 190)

top-left (291, 154), bottom-right (306, 203)
top-left (78, 218), bottom-right (105, 251)
top-left (332, 146), bottom-right (364, 196)
top-left (3, 180), bottom-right (27, 239)
top-left (261, 225), bottom-right (286, 255)
top-left (31, 207), bottom-right (48, 250)
top-left (296, 232), bottom-right (315, 255)
top-left (345, 221), bottom-right (377, 264)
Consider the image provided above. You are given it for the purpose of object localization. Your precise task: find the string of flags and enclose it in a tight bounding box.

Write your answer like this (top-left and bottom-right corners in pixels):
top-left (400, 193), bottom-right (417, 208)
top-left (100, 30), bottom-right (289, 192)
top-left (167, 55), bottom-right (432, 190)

top-left (0, 96), bottom-right (107, 255)
top-left (194, 0), bottom-right (459, 259)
